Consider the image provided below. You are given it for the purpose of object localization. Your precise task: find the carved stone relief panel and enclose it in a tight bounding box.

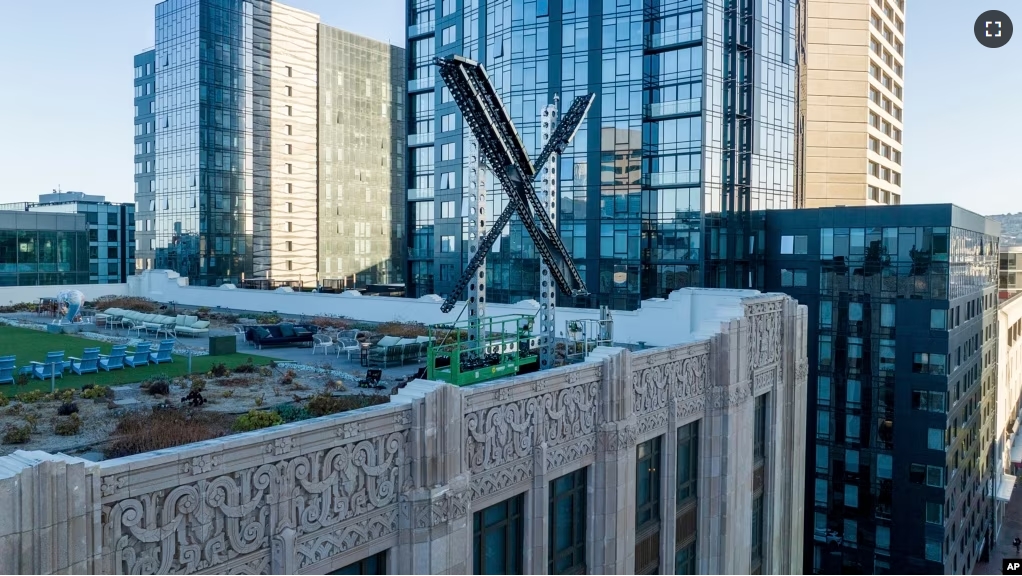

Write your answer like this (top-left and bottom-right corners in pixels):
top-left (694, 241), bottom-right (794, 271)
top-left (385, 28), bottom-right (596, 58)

top-left (102, 430), bottom-right (408, 575)
top-left (747, 305), bottom-right (783, 370)
top-left (753, 369), bottom-right (776, 396)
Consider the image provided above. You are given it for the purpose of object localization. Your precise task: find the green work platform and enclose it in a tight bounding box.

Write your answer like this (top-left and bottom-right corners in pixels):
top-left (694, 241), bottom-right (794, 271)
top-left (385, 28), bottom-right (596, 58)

top-left (426, 314), bottom-right (538, 386)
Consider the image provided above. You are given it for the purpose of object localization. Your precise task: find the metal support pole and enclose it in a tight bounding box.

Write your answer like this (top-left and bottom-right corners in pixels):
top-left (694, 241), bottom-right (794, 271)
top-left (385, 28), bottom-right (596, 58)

top-left (188, 349), bottom-right (193, 375)
top-left (538, 98), bottom-right (559, 369)
top-left (465, 138), bottom-right (489, 345)
top-left (51, 362), bottom-right (56, 393)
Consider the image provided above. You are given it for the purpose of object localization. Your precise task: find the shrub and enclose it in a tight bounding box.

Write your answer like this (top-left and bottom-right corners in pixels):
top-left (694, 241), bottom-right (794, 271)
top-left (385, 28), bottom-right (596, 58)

top-left (275, 404), bottom-right (311, 423)
top-left (324, 380), bottom-right (348, 393)
top-left (14, 373), bottom-right (30, 387)
top-left (0, 391), bottom-right (7, 408)
top-left (233, 410), bottom-right (284, 432)
top-left (23, 411), bottom-right (40, 430)
top-left (232, 359), bottom-right (259, 374)
top-left (142, 374), bottom-right (172, 396)
top-left (220, 389), bottom-right (235, 398)
top-left (57, 402), bottom-right (79, 416)
top-left (279, 369), bottom-right (297, 386)
top-left (306, 392), bottom-right (388, 418)
top-left (53, 413), bottom-right (82, 436)
top-left (15, 390), bottom-right (46, 404)
top-left (219, 376), bottom-right (256, 387)
top-left (255, 313), bottom-right (282, 324)
top-left (196, 306), bottom-right (211, 319)
top-left (311, 316), bottom-right (351, 330)
top-left (94, 296), bottom-right (159, 313)
top-left (106, 409), bottom-right (234, 459)
top-left (2, 423), bottom-right (31, 444)
top-left (181, 389), bottom-right (207, 407)
top-left (0, 302), bottom-right (36, 313)
top-left (208, 362), bottom-right (230, 378)
top-left (259, 366), bottom-right (273, 377)
top-left (190, 376), bottom-right (206, 392)
top-left (82, 385), bottom-right (110, 400)
top-left (254, 395), bottom-right (265, 407)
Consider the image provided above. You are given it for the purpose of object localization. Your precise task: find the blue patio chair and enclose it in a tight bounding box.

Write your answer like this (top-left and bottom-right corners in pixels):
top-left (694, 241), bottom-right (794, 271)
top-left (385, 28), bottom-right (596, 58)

top-left (124, 343), bottom-right (152, 368)
top-left (99, 345), bottom-right (127, 372)
top-left (0, 355), bottom-right (15, 385)
top-left (68, 347), bottom-right (101, 375)
top-left (31, 351), bottom-right (66, 381)
top-left (149, 340), bottom-right (175, 365)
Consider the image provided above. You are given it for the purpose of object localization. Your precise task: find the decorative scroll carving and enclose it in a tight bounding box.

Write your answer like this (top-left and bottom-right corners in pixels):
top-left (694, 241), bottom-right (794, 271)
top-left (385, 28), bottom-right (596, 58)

top-left (637, 408), bottom-right (669, 437)
top-left (795, 359), bottom-right (809, 386)
top-left (676, 394), bottom-right (706, 418)
top-left (103, 430), bottom-right (407, 575)
top-left (596, 425), bottom-right (637, 453)
top-left (710, 383), bottom-right (751, 410)
top-left (632, 352), bottom-right (709, 418)
top-left (296, 507), bottom-right (399, 569)
top-left (470, 459), bottom-right (533, 500)
top-left (753, 369), bottom-right (776, 395)
top-left (545, 435), bottom-right (596, 471)
top-left (413, 489), bottom-right (471, 529)
top-left (747, 309), bottom-right (782, 370)
top-left (464, 381), bottom-right (598, 473)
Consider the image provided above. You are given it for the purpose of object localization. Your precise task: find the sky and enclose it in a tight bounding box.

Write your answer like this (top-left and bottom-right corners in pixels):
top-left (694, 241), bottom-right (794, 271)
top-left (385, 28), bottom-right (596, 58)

top-left (0, 1), bottom-right (1018, 215)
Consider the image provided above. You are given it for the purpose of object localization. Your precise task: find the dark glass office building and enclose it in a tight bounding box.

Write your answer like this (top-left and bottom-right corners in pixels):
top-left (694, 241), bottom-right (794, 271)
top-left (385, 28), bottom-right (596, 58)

top-left (135, 0), bottom-right (262, 286)
top-left (405, 0), bottom-right (801, 309)
top-left (760, 205), bottom-right (1000, 575)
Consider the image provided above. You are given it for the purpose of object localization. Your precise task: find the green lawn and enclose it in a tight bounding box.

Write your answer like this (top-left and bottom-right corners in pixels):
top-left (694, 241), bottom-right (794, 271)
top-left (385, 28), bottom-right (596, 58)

top-left (0, 326), bottom-right (273, 392)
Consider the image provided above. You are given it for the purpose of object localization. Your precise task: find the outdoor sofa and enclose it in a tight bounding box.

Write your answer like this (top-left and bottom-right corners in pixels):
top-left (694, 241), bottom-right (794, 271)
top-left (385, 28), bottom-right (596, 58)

top-left (245, 324), bottom-right (317, 349)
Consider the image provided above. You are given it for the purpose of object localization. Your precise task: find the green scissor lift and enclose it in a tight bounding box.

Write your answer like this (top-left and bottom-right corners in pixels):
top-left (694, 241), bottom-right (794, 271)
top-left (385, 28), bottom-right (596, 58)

top-left (426, 314), bottom-right (538, 386)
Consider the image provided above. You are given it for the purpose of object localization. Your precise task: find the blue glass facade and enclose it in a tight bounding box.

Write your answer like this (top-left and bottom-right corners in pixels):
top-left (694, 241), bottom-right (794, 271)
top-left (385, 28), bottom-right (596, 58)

top-left (761, 205), bottom-right (1000, 574)
top-left (136, 0), bottom-right (266, 286)
top-left (406, 0), bottom-right (798, 309)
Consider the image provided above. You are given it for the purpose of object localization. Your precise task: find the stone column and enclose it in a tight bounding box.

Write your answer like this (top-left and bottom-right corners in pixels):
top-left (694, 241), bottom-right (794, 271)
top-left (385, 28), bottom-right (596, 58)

top-left (396, 382), bottom-right (471, 575)
top-left (590, 348), bottom-right (636, 574)
top-left (660, 400), bottom-right (678, 575)
top-left (530, 441), bottom-right (550, 574)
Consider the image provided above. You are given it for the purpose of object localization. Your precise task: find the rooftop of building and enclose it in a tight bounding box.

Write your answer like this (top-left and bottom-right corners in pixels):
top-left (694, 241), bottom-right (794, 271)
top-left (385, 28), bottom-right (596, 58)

top-left (760, 203), bottom-right (1001, 236)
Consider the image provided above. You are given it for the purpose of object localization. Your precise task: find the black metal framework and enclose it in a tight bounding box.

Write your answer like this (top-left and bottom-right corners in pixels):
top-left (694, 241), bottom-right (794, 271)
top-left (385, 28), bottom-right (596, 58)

top-left (635, 436), bottom-right (662, 575)
top-left (473, 493), bottom-right (525, 575)
top-left (433, 55), bottom-right (593, 313)
top-left (549, 468), bottom-right (588, 575)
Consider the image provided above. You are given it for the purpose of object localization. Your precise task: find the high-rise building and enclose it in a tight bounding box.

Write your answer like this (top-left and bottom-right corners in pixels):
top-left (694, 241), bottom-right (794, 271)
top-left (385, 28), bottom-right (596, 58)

top-left (405, 0), bottom-right (801, 309)
top-left (998, 247), bottom-right (1022, 299)
top-left (760, 204), bottom-right (999, 574)
top-left (803, 0), bottom-right (905, 207)
top-left (134, 0), bottom-right (405, 289)
top-left (0, 192), bottom-right (135, 285)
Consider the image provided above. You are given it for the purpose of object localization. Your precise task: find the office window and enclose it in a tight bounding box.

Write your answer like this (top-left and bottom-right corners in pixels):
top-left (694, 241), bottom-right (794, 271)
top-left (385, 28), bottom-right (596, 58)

top-left (286, 202), bottom-right (293, 213)
top-left (442, 25), bottom-right (457, 45)
top-left (442, 0), bottom-right (456, 16)
top-left (816, 445), bottom-right (829, 473)
top-left (285, 65), bottom-right (293, 77)
top-left (844, 485), bottom-right (858, 508)
top-left (286, 163), bottom-right (293, 174)
top-left (927, 465), bottom-right (945, 487)
top-left (877, 453), bottom-right (892, 478)
top-left (285, 241), bottom-right (292, 252)
top-left (473, 494), bottom-right (524, 575)
top-left (328, 550), bottom-right (386, 574)
top-left (844, 519), bottom-right (857, 544)
top-left (820, 301), bottom-right (833, 327)
top-left (817, 376), bottom-right (832, 407)
top-left (930, 309), bottom-right (946, 330)
top-left (549, 469), bottom-right (587, 575)
top-left (441, 201), bottom-right (455, 219)
top-left (285, 105), bottom-right (292, 116)
top-left (285, 144), bottom-right (292, 155)
top-left (440, 171), bottom-right (456, 189)
top-left (285, 85), bottom-right (292, 97)
top-left (750, 494), bottom-right (764, 574)
top-left (817, 411), bottom-right (831, 439)
top-left (876, 526), bottom-right (890, 551)
top-left (441, 143), bottom-right (456, 161)
top-left (912, 390), bottom-right (946, 413)
top-left (927, 428), bottom-right (944, 451)
top-left (846, 449), bottom-right (859, 473)
top-left (925, 537), bottom-right (942, 562)
top-left (846, 415), bottom-right (860, 443)
top-left (440, 235), bottom-right (455, 252)
top-left (925, 502), bottom-right (943, 525)
top-left (675, 421), bottom-right (698, 575)
top-left (846, 380), bottom-right (861, 408)
top-left (441, 113), bottom-right (456, 132)
top-left (819, 335), bottom-right (832, 366)
top-left (286, 260), bottom-right (293, 271)
top-left (636, 436), bottom-right (663, 574)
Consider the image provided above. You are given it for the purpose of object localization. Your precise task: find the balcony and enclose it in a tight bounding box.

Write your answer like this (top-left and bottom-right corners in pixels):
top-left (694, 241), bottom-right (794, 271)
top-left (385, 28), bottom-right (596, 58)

top-left (644, 170), bottom-right (701, 187)
top-left (645, 98), bottom-right (701, 118)
top-left (407, 188), bottom-right (435, 201)
top-left (408, 21), bottom-right (435, 38)
top-left (408, 77), bottom-right (435, 93)
top-left (408, 132), bottom-right (434, 147)
top-left (647, 26), bottom-right (702, 50)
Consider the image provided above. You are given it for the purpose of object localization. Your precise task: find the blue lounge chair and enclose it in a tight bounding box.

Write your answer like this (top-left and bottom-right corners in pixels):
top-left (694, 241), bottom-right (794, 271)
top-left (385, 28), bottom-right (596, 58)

top-left (31, 351), bottom-right (66, 381)
top-left (0, 355), bottom-right (15, 385)
top-left (99, 345), bottom-right (127, 372)
top-left (149, 339), bottom-right (175, 365)
top-left (69, 347), bottom-right (101, 375)
top-left (124, 343), bottom-right (152, 368)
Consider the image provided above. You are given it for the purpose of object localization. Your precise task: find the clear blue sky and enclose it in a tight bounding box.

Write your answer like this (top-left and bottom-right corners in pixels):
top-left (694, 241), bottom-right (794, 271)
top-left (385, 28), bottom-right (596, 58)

top-left (0, 1), bottom-right (1018, 215)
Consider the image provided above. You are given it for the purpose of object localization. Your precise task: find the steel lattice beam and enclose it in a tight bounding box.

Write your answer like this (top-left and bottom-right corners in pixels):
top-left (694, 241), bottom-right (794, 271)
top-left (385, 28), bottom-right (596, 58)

top-left (435, 55), bottom-right (592, 314)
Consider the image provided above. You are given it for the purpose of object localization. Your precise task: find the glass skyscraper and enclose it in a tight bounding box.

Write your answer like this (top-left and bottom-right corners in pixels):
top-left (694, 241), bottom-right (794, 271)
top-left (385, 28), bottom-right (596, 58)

top-left (405, 0), bottom-right (800, 309)
top-left (135, 0), bottom-right (406, 289)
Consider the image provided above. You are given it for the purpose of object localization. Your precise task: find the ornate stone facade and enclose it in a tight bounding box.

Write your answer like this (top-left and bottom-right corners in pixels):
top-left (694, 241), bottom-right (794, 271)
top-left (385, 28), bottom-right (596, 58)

top-left (1, 293), bottom-right (807, 576)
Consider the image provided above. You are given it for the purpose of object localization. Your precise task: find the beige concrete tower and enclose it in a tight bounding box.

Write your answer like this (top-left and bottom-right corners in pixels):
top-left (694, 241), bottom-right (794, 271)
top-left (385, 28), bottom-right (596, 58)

top-left (805, 0), bottom-right (905, 207)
